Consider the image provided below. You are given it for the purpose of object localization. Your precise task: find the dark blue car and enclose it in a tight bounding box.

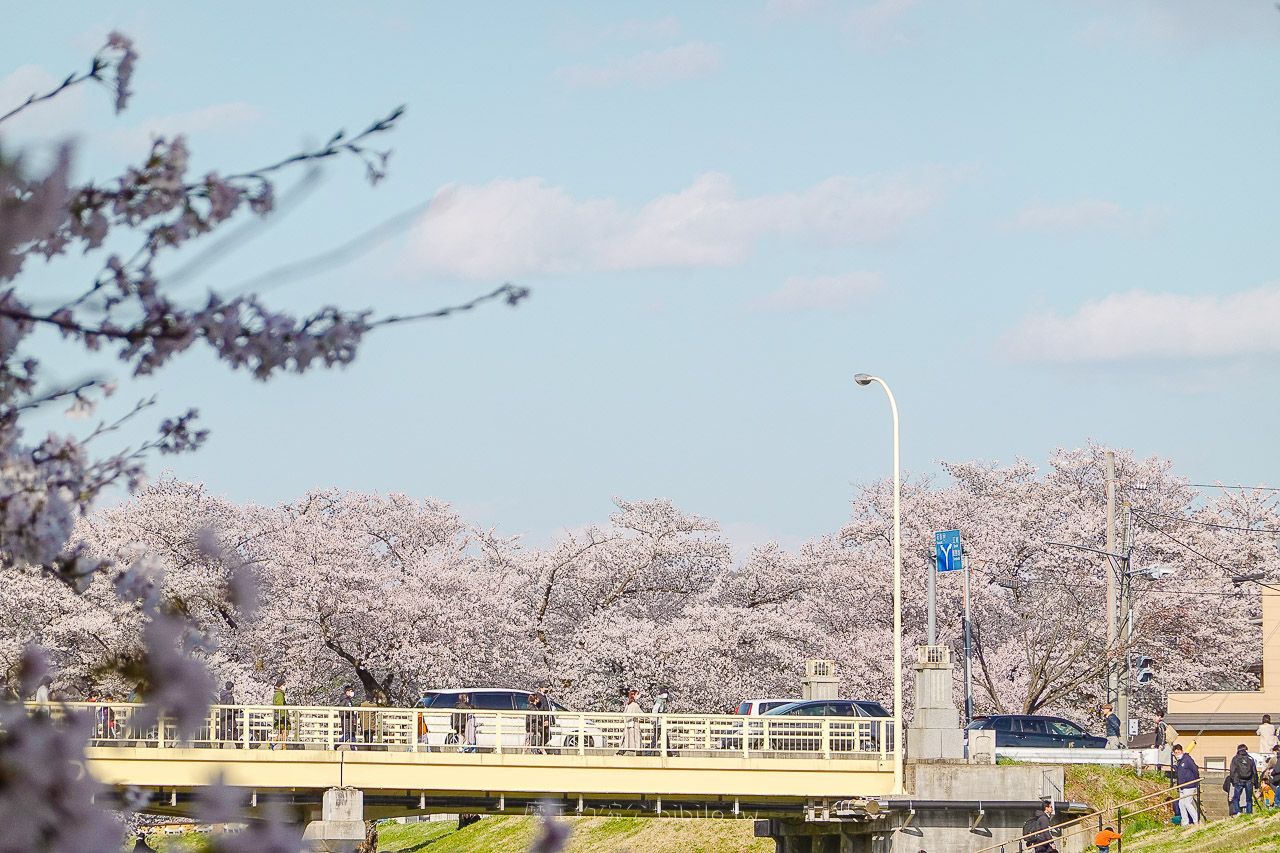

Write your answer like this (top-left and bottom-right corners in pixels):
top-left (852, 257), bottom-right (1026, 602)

top-left (965, 715), bottom-right (1106, 748)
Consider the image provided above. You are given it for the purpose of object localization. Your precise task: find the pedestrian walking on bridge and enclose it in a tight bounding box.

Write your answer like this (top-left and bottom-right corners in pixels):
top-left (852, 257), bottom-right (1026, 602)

top-left (619, 689), bottom-right (643, 754)
top-left (650, 686), bottom-right (670, 755)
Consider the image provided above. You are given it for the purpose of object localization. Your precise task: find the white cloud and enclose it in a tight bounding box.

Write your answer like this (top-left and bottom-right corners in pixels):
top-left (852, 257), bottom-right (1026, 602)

top-left (108, 103), bottom-right (264, 156)
top-left (556, 42), bottom-right (721, 88)
top-left (763, 0), bottom-right (829, 19)
top-left (748, 272), bottom-right (885, 313)
top-left (404, 170), bottom-right (946, 280)
top-left (1073, 0), bottom-right (1280, 47)
top-left (1005, 200), bottom-right (1169, 236)
top-left (1001, 284), bottom-right (1280, 364)
top-left (847, 0), bottom-right (919, 43)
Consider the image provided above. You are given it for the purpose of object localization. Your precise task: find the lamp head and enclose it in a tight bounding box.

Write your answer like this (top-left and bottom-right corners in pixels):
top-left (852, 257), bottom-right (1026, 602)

top-left (854, 373), bottom-right (873, 386)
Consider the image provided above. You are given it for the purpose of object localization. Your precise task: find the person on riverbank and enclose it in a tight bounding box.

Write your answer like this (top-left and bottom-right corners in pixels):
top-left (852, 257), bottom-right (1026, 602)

top-left (1093, 826), bottom-right (1121, 853)
top-left (1028, 801), bottom-right (1058, 853)
top-left (1172, 743), bottom-right (1200, 824)
top-left (1260, 715), bottom-right (1278, 754)
top-left (1228, 742), bottom-right (1258, 816)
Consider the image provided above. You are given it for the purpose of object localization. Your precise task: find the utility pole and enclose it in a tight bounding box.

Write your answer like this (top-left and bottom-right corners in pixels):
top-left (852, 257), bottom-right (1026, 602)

top-left (1106, 451), bottom-right (1118, 712)
top-left (1117, 502), bottom-right (1132, 745)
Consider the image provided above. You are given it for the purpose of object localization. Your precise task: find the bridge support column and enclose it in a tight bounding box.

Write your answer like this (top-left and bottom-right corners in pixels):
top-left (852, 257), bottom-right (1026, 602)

top-left (302, 787), bottom-right (366, 853)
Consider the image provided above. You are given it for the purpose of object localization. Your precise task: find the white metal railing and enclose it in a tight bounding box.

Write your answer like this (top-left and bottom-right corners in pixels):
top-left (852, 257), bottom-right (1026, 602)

top-left (28, 702), bottom-right (894, 760)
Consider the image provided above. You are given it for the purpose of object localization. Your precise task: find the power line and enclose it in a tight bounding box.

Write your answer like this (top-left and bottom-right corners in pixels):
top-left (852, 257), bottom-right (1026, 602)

top-left (1130, 514), bottom-right (1238, 575)
top-left (1130, 507), bottom-right (1280, 536)
top-left (1187, 482), bottom-right (1280, 492)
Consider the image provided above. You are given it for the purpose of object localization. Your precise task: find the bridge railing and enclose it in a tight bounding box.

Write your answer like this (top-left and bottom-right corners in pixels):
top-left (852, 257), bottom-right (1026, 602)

top-left (33, 702), bottom-right (894, 760)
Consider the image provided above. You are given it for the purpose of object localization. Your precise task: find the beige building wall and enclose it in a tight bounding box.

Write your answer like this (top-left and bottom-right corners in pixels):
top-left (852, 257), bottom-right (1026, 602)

top-left (1166, 591), bottom-right (1280, 763)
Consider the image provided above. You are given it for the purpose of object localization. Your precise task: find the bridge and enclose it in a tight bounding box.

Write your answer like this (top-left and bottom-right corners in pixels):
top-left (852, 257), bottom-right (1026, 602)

top-left (40, 651), bottom-right (1085, 853)
top-left (55, 702), bottom-right (897, 820)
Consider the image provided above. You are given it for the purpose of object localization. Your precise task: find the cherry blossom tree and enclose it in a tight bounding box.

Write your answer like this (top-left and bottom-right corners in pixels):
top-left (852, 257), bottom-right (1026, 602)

top-left (0, 31), bottom-right (527, 853)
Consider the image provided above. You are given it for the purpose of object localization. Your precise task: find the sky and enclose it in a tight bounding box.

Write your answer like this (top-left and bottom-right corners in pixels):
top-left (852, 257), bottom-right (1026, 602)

top-left (4, 0), bottom-right (1280, 553)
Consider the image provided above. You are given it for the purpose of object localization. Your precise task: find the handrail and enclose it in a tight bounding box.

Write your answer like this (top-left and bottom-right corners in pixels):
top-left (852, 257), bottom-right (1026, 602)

top-left (970, 779), bottom-right (1194, 853)
top-left (23, 702), bottom-right (897, 761)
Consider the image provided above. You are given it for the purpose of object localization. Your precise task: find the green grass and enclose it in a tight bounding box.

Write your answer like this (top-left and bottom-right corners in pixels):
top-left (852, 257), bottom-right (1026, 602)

top-left (376, 815), bottom-right (773, 853)
top-left (1121, 810), bottom-right (1280, 853)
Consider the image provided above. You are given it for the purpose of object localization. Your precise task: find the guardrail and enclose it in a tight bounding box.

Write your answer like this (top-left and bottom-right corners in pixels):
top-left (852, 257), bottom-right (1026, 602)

top-left (971, 779), bottom-right (1194, 853)
top-left (28, 702), bottom-right (895, 760)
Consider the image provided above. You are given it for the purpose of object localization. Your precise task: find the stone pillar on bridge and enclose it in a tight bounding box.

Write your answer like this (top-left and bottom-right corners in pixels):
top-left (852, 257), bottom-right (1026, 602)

top-left (906, 645), bottom-right (965, 760)
top-left (802, 660), bottom-right (838, 701)
top-left (302, 787), bottom-right (367, 853)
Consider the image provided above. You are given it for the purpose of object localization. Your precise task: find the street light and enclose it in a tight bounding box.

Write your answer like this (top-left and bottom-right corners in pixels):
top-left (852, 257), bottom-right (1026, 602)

top-left (853, 372), bottom-right (903, 797)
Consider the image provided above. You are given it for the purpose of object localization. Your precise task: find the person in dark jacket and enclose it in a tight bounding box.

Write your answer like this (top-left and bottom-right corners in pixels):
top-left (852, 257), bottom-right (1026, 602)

top-left (217, 681), bottom-right (238, 746)
top-left (1029, 801), bottom-right (1057, 853)
top-left (1172, 743), bottom-right (1200, 824)
top-left (1228, 743), bottom-right (1258, 816)
top-left (338, 684), bottom-right (358, 744)
top-left (525, 693), bottom-right (548, 754)
top-left (1102, 703), bottom-right (1122, 748)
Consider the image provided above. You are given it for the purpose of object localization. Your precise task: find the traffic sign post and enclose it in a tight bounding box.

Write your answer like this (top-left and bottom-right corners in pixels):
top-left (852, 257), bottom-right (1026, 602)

top-left (934, 529), bottom-right (974, 723)
top-left (935, 530), bottom-right (962, 572)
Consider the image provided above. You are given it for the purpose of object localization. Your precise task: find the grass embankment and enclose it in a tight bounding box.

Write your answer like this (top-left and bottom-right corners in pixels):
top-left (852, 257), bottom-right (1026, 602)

top-left (1121, 811), bottom-right (1280, 852)
top-left (1064, 764), bottom-right (1176, 834)
top-left (377, 815), bottom-right (772, 853)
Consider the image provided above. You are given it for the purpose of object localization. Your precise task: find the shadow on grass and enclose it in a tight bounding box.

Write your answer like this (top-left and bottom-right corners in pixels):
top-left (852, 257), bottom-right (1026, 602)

top-left (380, 828), bottom-right (458, 853)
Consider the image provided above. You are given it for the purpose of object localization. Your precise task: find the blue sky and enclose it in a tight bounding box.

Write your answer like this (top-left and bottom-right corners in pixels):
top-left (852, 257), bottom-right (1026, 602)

top-left (4, 1), bottom-right (1280, 551)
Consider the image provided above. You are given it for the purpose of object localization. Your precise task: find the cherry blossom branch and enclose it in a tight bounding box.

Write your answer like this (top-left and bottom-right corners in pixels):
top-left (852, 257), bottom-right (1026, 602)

top-left (372, 283), bottom-right (531, 326)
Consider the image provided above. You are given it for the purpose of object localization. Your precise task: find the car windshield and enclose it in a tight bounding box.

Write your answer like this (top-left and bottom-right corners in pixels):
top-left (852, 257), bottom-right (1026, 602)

top-left (965, 719), bottom-right (989, 730)
top-left (1049, 720), bottom-right (1085, 737)
top-left (422, 691), bottom-right (572, 712)
top-left (852, 701), bottom-right (890, 717)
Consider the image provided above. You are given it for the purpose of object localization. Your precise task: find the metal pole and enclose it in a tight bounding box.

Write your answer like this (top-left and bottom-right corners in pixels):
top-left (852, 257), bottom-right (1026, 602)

top-left (855, 374), bottom-right (903, 797)
top-left (963, 559), bottom-right (973, 724)
top-left (1118, 503), bottom-right (1132, 745)
top-left (928, 555), bottom-right (937, 647)
top-left (1106, 451), bottom-right (1118, 708)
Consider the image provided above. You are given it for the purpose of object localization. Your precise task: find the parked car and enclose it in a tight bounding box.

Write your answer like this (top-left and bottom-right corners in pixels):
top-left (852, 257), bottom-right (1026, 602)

top-left (762, 700), bottom-right (890, 752)
top-left (720, 699), bottom-right (889, 751)
top-left (964, 715), bottom-right (1106, 749)
top-left (417, 688), bottom-right (601, 750)
top-left (736, 698), bottom-right (796, 715)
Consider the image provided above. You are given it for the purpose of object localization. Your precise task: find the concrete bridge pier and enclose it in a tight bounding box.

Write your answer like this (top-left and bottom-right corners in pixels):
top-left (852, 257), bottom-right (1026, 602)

top-left (301, 787), bottom-right (367, 853)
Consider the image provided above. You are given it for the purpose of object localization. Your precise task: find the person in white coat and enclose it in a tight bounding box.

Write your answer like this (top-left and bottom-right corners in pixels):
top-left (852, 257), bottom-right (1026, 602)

top-left (1258, 714), bottom-right (1277, 754)
top-left (619, 689), bottom-right (643, 754)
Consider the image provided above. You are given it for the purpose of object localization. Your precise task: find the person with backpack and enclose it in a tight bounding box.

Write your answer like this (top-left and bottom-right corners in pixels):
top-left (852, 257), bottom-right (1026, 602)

top-left (1228, 742), bottom-right (1259, 816)
top-left (1021, 801), bottom-right (1057, 853)
top-left (1172, 743), bottom-right (1200, 824)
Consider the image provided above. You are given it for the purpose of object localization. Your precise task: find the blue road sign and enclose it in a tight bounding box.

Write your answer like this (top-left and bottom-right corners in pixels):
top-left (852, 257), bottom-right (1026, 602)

top-left (935, 530), bottom-right (962, 572)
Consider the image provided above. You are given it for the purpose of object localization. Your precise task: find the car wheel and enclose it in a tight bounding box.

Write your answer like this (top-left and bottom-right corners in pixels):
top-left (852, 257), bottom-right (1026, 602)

top-left (563, 735), bottom-right (596, 749)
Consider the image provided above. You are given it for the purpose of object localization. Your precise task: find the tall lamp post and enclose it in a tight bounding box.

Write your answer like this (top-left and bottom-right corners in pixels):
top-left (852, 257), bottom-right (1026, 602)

top-left (854, 373), bottom-right (903, 796)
